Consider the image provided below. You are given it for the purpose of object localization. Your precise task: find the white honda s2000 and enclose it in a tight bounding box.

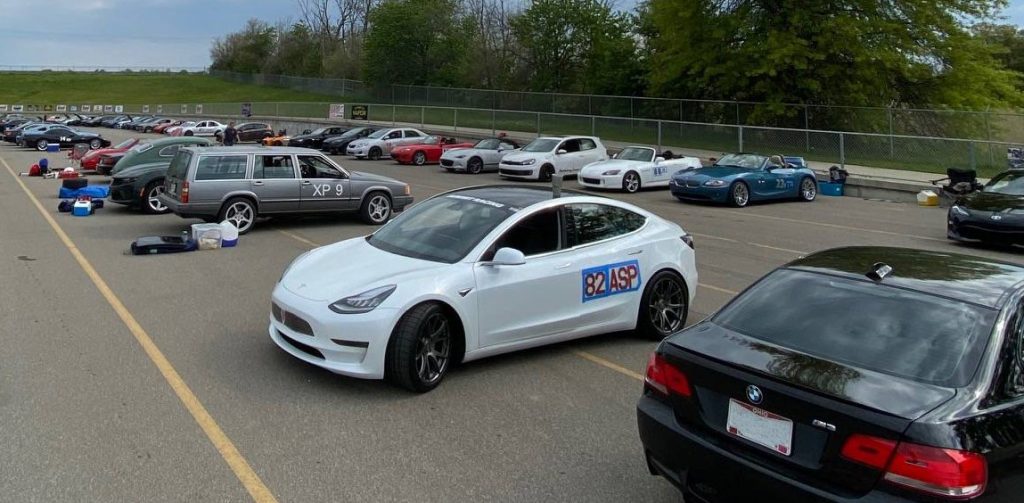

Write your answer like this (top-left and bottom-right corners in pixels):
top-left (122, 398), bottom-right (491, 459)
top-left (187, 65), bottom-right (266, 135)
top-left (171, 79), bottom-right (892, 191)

top-left (270, 186), bottom-right (697, 392)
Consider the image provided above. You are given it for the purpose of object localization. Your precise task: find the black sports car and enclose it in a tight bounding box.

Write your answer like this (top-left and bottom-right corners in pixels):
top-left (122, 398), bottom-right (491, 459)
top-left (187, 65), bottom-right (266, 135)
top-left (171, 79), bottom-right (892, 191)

top-left (21, 126), bottom-right (110, 151)
top-left (639, 247), bottom-right (1024, 502)
top-left (948, 169), bottom-right (1024, 245)
top-left (287, 126), bottom-right (349, 149)
top-left (320, 126), bottom-right (377, 154)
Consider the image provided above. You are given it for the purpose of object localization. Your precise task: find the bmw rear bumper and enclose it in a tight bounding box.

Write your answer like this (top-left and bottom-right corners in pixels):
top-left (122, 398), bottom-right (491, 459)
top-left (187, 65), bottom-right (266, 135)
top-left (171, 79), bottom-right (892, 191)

top-left (637, 396), bottom-right (904, 502)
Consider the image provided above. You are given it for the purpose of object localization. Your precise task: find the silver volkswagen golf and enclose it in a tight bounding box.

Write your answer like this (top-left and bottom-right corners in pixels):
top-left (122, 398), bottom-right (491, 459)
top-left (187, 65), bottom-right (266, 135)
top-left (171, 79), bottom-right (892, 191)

top-left (158, 146), bottom-right (413, 233)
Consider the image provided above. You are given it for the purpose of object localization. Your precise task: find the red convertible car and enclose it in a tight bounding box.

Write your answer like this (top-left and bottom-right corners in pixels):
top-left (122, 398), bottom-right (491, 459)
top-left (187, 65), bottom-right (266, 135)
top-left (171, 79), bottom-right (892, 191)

top-left (79, 137), bottom-right (141, 170)
top-left (152, 120), bottom-right (184, 134)
top-left (390, 136), bottom-right (474, 165)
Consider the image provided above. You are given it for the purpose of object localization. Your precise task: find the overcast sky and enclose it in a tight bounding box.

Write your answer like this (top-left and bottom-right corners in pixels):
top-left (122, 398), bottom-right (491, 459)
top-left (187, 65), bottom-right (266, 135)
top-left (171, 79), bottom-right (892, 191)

top-left (1, 0), bottom-right (1023, 70)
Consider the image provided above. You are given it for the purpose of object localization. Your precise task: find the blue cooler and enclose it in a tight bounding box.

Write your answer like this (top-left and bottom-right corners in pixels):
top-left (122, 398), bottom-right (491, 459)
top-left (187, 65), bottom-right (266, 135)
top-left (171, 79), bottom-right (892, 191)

top-left (46, 144), bottom-right (60, 153)
top-left (72, 200), bottom-right (92, 216)
top-left (818, 181), bottom-right (844, 196)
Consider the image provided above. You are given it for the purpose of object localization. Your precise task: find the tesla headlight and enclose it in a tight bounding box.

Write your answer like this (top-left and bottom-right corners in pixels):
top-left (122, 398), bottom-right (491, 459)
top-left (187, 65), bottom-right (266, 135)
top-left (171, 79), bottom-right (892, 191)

top-left (602, 169), bottom-right (621, 176)
top-left (950, 205), bottom-right (970, 217)
top-left (454, 154), bottom-right (467, 159)
top-left (703, 179), bottom-right (728, 187)
top-left (329, 285), bottom-right (396, 314)
top-left (524, 158), bottom-right (537, 165)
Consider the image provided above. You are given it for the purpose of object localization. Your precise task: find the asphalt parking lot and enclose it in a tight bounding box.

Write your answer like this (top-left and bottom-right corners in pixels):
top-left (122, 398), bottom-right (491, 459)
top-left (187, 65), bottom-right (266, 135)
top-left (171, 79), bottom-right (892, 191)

top-left (2, 128), bottom-right (1021, 502)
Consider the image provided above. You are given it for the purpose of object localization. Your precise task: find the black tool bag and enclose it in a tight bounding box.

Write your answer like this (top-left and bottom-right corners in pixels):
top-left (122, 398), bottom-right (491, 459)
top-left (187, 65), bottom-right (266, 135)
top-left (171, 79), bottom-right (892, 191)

top-left (61, 178), bottom-right (88, 190)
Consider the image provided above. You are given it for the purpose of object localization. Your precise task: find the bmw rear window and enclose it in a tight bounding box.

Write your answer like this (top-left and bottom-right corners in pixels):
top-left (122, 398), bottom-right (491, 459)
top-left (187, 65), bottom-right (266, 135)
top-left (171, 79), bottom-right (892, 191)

top-left (712, 269), bottom-right (996, 387)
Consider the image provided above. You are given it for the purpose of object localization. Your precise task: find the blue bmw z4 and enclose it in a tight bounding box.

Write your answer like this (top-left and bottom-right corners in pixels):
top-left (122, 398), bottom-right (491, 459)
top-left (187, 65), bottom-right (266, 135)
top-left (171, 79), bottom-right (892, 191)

top-left (669, 153), bottom-right (818, 207)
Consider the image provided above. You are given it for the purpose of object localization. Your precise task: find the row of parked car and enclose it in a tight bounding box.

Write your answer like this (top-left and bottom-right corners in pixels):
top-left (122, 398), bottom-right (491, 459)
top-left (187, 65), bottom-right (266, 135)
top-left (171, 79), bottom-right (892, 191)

top-left (0, 114), bottom-right (111, 151)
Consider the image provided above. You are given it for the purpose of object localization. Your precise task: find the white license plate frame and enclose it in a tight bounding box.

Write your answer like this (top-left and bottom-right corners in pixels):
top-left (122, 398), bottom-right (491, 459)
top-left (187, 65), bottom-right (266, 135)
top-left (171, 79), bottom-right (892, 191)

top-left (726, 398), bottom-right (794, 456)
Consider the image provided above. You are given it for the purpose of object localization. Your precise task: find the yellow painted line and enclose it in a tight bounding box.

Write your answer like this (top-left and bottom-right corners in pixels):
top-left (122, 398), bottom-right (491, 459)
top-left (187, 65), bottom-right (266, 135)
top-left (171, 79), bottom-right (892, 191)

top-left (750, 243), bottom-right (806, 255)
top-left (572, 350), bottom-right (644, 381)
top-left (699, 283), bottom-right (738, 295)
top-left (275, 229), bottom-right (320, 248)
top-left (1, 158), bottom-right (278, 503)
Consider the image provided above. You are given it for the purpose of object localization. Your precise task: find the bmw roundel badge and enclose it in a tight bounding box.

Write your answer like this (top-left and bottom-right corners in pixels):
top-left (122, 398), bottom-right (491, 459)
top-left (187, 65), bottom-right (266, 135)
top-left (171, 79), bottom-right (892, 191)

top-left (746, 385), bottom-right (763, 405)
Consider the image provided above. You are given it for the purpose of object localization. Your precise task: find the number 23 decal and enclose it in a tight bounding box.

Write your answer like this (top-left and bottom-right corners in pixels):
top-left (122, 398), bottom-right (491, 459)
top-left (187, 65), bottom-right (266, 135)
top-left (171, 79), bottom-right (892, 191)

top-left (582, 260), bottom-right (641, 302)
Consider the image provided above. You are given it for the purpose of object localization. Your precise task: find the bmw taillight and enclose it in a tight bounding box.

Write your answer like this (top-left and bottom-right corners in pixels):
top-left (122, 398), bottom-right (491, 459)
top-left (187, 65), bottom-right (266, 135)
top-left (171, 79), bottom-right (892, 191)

top-left (644, 353), bottom-right (692, 398)
top-left (180, 181), bottom-right (189, 203)
top-left (841, 435), bottom-right (987, 499)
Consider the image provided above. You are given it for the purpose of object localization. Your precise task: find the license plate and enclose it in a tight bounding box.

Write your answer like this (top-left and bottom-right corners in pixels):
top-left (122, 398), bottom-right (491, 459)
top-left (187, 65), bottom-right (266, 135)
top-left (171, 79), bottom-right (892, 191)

top-left (726, 399), bottom-right (794, 456)
top-left (170, 182), bottom-right (177, 194)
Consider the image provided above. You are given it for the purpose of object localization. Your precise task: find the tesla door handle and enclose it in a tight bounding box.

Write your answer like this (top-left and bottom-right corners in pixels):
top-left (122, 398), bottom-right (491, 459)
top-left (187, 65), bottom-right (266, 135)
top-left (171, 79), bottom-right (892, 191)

top-left (628, 249), bottom-right (643, 255)
top-left (251, 181), bottom-right (264, 186)
top-left (301, 181), bottom-right (312, 185)
top-left (555, 262), bottom-right (572, 269)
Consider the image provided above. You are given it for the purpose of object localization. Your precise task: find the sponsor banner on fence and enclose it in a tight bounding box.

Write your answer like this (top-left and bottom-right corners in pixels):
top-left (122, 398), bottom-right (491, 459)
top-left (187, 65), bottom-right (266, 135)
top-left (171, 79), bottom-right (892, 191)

top-left (12, 105), bottom-right (23, 112)
top-left (56, 105), bottom-right (67, 112)
top-left (44, 104), bottom-right (53, 112)
top-left (70, 105), bottom-right (78, 112)
top-left (142, 105), bottom-right (150, 113)
top-left (195, 104), bottom-right (203, 114)
top-left (0, 105), bottom-right (7, 112)
top-left (351, 105), bottom-right (368, 120)
top-left (81, 105), bottom-right (91, 112)
top-left (180, 104), bottom-right (188, 114)
top-left (241, 103), bottom-right (252, 117)
top-left (114, 105), bottom-right (123, 113)
top-left (329, 104), bottom-right (345, 119)
top-left (104, 105), bottom-right (113, 112)
top-left (157, 105), bottom-right (163, 114)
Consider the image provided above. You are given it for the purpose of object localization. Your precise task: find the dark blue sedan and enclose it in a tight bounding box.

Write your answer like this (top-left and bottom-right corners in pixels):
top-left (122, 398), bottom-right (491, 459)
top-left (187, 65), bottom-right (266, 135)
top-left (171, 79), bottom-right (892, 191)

top-left (669, 153), bottom-right (818, 207)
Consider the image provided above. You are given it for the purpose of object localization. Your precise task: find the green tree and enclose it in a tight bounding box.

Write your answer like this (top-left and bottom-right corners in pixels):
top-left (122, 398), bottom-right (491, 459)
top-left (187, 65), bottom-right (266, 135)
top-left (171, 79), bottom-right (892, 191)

top-left (362, 0), bottom-right (471, 87)
top-left (210, 19), bottom-right (277, 74)
top-left (264, 23), bottom-right (324, 77)
top-left (974, 23), bottom-right (1024, 85)
top-left (645, 0), bottom-right (1021, 123)
top-left (511, 0), bottom-right (644, 94)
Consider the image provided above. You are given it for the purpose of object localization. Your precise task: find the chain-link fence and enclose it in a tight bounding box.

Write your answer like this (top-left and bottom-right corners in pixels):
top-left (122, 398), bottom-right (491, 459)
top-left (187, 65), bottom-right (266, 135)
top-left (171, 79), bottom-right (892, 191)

top-left (19, 100), bottom-right (1014, 177)
top-left (210, 70), bottom-right (1024, 144)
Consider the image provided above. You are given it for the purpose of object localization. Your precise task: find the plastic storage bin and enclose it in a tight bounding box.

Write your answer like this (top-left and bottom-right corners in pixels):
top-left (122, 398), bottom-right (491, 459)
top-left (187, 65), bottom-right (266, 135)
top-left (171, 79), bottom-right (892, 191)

top-left (818, 181), bottom-right (844, 196)
top-left (190, 223), bottom-right (223, 250)
top-left (46, 144), bottom-right (60, 153)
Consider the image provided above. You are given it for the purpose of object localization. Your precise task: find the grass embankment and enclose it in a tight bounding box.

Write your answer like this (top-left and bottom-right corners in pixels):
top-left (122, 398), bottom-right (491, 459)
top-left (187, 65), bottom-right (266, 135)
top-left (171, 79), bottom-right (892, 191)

top-left (0, 71), bottom-right (337, 104)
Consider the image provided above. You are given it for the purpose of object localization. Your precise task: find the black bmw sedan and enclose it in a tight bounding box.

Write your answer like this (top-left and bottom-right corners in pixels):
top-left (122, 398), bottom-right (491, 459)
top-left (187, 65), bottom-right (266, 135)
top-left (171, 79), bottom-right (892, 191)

top-left (638, 247), bottom-right (1024, 502)
top-left (949, 170), bottom-right (1024, 245)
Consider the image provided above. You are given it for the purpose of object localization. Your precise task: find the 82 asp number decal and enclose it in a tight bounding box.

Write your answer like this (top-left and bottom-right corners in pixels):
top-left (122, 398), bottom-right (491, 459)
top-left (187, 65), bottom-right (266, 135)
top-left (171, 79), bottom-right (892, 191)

top-left (582, 260), bottom-right (641, 302)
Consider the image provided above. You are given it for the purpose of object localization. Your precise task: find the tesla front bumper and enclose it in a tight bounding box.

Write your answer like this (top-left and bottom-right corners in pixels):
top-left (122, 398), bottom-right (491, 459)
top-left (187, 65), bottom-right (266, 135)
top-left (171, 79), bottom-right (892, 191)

top-left (268, 283), bottom-right (399, 379)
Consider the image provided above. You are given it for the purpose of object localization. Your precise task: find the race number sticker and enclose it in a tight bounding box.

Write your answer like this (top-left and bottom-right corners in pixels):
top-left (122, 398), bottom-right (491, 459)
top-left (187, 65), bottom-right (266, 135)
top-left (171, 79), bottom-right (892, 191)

top-left (582, 260), bottom-right (641, 302)
top-left (312, 183), bottom-right (343, 197)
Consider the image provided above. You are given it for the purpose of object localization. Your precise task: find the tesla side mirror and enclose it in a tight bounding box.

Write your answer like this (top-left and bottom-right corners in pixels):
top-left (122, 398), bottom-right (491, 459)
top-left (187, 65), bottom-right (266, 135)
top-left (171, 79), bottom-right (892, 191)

top-left (487, 247), bottom-right (526, 266)
top-left (557, 149), bottom-right (568, 155)
top-left (655, 156), bottom-right (665, 163)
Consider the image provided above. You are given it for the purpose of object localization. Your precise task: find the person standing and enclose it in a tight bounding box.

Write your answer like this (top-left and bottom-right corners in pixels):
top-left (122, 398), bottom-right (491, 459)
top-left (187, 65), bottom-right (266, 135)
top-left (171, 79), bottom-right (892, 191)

top-left (222, 121), bottom-right (239, 146)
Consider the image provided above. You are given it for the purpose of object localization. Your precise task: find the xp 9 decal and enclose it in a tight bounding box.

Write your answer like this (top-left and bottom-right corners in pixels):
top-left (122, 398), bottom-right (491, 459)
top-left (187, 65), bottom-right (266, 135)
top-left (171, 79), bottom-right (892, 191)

top-left (582, 260), bottom-right (641, 302)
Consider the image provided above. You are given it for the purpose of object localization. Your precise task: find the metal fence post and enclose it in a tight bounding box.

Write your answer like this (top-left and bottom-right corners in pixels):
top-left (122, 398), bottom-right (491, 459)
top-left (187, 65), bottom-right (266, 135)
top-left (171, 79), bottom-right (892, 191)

top-left (888, 108), bottom-right (894, 158)
top-left (985, 108), bottom-right (993, 167)
top-left (804, 105), bottom-right (810, 152)
top-left (392, 105), bottom-right (396, 125)
top-left (591, 115), bottom-right (596, 136)
top-left (969, 141), bottom-right (976, 171)
top-left (735, 102), bottom-right (741, 125)
top-left (738, 126), bottom-right (744, 151)
top-left (839, 132), bottom-right (846, 169)
top-left (421, 107), bottom-right (425, 129)
top-left (454, 109), bottom-right (458, 131)
top-left (492, 109), bottom-right (496, 136)
top-left (391, 85), bottom-right (395, 105)
top-left (536, 112), bottom-right (541, 136)
top-left (657, 121), bottom-right (663, 152)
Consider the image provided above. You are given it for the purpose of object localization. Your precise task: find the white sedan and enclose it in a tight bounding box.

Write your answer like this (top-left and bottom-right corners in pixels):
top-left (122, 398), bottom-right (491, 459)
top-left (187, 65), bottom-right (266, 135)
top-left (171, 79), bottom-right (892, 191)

top-left (578, 146), bottom-right (702, 193)
top-left (270, 186), bottom-right (697, 392)
top-left (180, 120), bottom-right (225, 137)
